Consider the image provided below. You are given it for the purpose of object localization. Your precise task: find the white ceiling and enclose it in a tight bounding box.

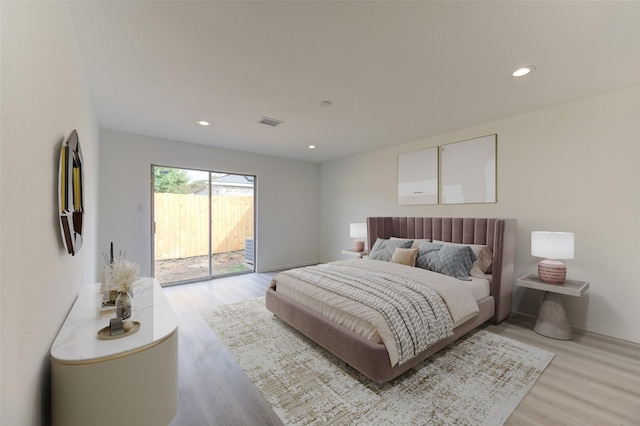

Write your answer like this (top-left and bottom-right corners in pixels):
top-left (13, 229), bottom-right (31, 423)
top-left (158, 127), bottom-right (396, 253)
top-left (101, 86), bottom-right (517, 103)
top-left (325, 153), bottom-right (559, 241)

top-left (68, 1), bottom-right (640, 163)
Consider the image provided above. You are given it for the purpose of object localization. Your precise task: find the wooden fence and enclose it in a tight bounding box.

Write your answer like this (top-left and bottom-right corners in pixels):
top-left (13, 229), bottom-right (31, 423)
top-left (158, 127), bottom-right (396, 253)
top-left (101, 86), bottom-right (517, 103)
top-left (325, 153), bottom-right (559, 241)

top-left (154, 193), bottom-right (254, 260)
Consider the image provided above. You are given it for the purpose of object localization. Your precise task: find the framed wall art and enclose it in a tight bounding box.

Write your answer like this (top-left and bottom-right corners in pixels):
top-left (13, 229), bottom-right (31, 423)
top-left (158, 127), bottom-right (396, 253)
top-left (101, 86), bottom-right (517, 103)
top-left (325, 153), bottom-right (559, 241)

top-left (58, 129), bottom-right (84, 255)
top-left (397, 146), bottom-right (438, 205)
top-left (441, 134), bottom-right (496, 204)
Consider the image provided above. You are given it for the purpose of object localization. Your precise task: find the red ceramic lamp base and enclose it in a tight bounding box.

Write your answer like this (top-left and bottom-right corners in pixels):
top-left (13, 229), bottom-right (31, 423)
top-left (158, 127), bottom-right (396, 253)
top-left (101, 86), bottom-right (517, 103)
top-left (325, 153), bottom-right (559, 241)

top-left (353, 239), bottom-right (365, 252)
top-left (538, 259), bottom-right (566, 284)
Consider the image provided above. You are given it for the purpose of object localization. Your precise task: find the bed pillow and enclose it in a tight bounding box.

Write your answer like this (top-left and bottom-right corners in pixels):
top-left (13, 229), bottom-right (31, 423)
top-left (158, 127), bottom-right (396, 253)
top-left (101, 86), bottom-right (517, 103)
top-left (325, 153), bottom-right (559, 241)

top-left (390, 247), bottom-right (419, 266)
top-left (369, 238), bottom-right (413, 261)
top-left (433, 241), bottom-right (493, 274)
top-left (390, 237), bottom-right (431, 248)
top-left (416, 242), bottom-right (476, 281)
top-left (469, 247), bottom-right (493, 278)
top-left (437, 245), bottom-right (477, 281)
top-left (415, 241), bottom-right (443, 270)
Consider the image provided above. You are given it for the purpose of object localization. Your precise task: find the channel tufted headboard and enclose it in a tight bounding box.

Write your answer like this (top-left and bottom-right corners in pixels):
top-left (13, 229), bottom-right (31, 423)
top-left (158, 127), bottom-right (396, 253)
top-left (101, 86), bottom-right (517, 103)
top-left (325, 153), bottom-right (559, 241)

top-left (366, 217), bottom-right (517, 324)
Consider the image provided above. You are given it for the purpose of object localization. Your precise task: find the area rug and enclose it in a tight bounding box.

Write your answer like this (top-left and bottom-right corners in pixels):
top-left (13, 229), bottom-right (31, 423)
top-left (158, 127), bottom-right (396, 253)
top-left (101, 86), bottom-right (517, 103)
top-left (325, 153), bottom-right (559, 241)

top-left (201, 297), bottom-right (554, 426)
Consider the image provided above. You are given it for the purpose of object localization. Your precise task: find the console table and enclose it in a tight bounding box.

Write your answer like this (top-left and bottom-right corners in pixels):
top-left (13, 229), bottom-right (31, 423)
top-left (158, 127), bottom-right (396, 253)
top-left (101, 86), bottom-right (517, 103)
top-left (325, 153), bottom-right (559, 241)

top-left (50, 278), bottom-right (178, 426)
top-left (517, 274), bottom-right (589, 340)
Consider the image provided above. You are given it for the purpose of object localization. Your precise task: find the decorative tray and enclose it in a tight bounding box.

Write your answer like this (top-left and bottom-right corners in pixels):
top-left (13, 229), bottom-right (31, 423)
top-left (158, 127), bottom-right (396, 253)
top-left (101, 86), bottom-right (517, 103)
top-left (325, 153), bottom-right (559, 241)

top-left (97, 321), bottom-right (141, 340)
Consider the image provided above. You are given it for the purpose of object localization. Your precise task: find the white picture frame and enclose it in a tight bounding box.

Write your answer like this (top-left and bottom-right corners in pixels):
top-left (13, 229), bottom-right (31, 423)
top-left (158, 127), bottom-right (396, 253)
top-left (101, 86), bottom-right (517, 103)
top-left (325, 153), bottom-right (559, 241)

top-left (397, 146), bottom-right (438, 205)
top-left (441, 134), bottom-right (496, 204)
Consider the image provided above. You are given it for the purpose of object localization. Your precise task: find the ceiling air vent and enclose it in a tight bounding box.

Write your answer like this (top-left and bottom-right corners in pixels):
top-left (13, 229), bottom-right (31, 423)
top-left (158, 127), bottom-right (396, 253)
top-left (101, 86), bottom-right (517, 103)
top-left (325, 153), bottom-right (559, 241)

top-left (259, 117), bottom-right (283, 127)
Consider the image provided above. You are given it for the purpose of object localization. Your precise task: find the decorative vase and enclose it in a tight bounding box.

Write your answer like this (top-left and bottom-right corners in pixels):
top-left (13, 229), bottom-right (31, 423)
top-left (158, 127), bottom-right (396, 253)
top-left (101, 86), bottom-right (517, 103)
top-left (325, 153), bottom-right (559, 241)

top-left (115, 291), bottom-right (133, 320)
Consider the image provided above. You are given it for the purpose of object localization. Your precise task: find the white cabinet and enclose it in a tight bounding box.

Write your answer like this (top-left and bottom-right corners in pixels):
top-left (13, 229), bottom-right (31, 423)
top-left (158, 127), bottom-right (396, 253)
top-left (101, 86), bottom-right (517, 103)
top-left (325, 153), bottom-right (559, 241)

top-left (50, 278), bottom-right (178, 426)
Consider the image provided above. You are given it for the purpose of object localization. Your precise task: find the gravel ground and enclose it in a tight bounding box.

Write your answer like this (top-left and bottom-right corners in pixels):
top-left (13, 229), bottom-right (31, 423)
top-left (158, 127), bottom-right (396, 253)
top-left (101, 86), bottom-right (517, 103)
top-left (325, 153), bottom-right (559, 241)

top-left (154, 250), bottom-right (251, 284)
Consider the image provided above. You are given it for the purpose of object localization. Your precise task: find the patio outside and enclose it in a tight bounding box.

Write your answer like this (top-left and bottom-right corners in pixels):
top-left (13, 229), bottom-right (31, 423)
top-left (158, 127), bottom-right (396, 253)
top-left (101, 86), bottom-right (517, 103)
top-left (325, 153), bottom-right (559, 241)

top-left (155, 250), bottom-right (250, 284)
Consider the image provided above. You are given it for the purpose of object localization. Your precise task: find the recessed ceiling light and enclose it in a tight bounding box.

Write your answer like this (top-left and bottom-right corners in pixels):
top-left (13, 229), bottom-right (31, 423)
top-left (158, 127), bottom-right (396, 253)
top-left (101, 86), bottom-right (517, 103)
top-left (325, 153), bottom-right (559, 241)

top-left (308, 145), bottom-right (317, 149)
top-left (319, 100), bottom-right (332, 108)
top-left (512, 66), bottom-right (536, 77)
top-left (197, 120), bottom-right (210, 126)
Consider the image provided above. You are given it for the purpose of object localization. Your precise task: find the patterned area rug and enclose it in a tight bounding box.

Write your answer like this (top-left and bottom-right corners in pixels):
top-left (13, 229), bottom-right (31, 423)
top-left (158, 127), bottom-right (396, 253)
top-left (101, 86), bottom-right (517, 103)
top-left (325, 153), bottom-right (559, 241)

top-left (201, 297), bottom-right (554, 426)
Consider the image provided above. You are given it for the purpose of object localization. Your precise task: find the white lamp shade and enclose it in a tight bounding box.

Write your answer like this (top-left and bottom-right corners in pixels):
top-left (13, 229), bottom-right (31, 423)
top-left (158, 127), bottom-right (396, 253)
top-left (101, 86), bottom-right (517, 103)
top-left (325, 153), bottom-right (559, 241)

top-left (350, 223), bottom-right (367, 239)
top-left (531, 231), bottom-right (574, 260)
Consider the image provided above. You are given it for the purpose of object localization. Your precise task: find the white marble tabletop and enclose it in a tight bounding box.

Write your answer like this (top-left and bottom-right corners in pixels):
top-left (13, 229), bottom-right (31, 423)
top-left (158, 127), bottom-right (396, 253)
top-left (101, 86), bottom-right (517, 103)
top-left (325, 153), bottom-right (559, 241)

top-left (50, 277), bottom-right (178, 364)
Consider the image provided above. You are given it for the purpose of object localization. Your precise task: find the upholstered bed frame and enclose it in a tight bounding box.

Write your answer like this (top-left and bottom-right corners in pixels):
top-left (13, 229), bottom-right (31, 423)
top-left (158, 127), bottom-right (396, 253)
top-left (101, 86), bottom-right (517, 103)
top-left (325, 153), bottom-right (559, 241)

top-left (265, 217), bottom-right (517, 383)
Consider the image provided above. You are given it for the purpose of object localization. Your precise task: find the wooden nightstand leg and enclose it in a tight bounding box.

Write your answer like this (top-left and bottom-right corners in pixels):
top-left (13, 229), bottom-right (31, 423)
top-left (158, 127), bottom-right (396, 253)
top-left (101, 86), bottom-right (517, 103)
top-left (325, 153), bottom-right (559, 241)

top-left (533, 292), bottom-right (573, 340)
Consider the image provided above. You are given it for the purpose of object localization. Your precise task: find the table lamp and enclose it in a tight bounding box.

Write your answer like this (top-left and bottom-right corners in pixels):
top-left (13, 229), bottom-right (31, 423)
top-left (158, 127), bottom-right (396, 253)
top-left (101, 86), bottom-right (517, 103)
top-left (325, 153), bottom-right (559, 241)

top-left (531, 231), bottom-right (574, 284)
top-left (350, 223), bottom-right (367, 252)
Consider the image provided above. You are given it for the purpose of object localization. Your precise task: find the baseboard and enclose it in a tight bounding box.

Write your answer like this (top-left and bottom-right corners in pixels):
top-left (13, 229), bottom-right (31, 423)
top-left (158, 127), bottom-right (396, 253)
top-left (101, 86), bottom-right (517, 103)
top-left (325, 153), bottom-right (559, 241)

top-left (511, 310), bottom-right (640, 345)
top-left (257, 260), bottom-right (320, 273)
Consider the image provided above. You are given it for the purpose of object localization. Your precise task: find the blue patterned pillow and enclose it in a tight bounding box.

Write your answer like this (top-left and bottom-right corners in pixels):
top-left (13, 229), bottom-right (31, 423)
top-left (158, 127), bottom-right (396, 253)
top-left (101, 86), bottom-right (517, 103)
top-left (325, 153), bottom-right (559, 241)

top-left (369, 238), bottom-right (413, 261)
top-left (415, 242), bottom-right (443, 270)
top-left (416, 242), bottom-right (476, 281)
top-left (437, 245), bottom-right (477, 281)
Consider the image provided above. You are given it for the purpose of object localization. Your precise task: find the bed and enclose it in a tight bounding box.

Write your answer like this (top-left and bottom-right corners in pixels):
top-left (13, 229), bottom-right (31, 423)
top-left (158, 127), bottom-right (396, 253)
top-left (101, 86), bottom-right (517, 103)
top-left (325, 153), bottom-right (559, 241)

top-left (265, 217), bottom-right (517, 383)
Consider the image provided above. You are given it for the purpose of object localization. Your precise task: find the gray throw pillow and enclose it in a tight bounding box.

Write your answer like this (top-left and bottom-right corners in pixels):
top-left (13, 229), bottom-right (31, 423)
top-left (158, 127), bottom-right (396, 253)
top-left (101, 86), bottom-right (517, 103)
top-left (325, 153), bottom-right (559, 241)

top-left (437, 245), bottom-right (477, 281)
top-left (415, 242), bottom-right (443, 270)
top-left (416, 242), bottom-right (477, 281)
top-left (369, 238), bottom-right (413, 261)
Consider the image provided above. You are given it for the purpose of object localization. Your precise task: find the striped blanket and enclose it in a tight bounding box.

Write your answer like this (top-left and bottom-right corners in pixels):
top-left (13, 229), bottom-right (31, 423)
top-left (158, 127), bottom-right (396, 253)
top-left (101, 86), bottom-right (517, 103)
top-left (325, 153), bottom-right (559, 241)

top-left (279, 264), bottom-right (454, 365)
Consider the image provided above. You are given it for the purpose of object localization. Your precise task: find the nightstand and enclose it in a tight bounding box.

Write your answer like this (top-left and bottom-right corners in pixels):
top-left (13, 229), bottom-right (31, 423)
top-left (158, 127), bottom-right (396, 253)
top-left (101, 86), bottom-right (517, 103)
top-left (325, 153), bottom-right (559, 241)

top-left (342, 249), bottom-right (367, 258)
top-left (517, 274), bottom-right (589, 340)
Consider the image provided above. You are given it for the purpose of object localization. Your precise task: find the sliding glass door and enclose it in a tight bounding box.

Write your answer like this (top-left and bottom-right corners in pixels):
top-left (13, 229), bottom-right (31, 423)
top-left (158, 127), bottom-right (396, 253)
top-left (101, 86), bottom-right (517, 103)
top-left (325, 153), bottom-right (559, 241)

top-left (152, 166), bottom-right (255, 286)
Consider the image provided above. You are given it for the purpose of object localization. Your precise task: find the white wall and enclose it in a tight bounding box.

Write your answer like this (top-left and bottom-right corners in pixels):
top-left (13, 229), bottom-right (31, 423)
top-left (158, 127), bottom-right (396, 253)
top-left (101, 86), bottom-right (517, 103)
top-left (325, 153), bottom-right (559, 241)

top-left (98, 130), bottom-right (321, 276)
top-left (0, 2), bottom-right (99, 425)
top-left (321, 84), bottom-right (640, 344)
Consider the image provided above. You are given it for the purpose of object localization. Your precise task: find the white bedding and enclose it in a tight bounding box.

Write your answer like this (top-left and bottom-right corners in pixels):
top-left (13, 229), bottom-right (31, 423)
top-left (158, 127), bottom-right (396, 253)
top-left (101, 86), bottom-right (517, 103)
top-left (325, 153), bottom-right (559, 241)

top-left (270, 258), bottom-right (481, 366)
top-left (466, 275), bottom-right (492, 301)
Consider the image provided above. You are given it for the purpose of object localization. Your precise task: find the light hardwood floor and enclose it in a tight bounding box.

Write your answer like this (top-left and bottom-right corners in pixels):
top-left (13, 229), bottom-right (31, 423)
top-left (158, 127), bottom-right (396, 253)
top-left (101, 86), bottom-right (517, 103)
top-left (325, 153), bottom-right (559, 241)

top-left (164, 272), bottom-right (640, 426)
